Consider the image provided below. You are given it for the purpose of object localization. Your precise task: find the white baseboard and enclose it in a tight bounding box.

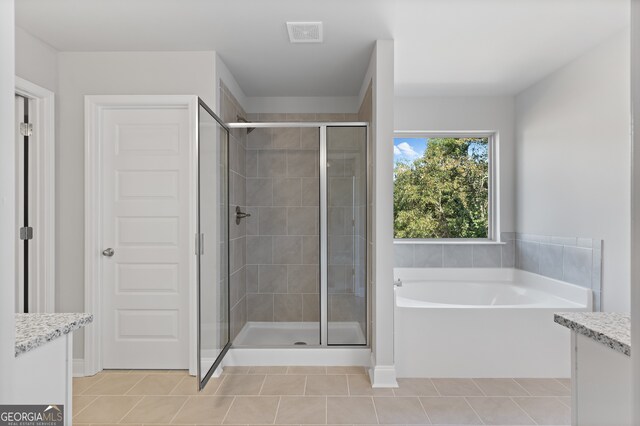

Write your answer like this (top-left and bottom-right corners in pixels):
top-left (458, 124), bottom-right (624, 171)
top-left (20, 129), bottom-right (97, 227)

top-left (369, 364), bottom-right (398, 388)
top-left (73, 358), bottom-right (86, 377)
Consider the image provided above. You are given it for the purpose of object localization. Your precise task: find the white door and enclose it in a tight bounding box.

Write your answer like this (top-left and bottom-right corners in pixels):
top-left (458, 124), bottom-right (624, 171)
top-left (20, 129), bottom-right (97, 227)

top-left (101, 107), bottom-right (191, 369)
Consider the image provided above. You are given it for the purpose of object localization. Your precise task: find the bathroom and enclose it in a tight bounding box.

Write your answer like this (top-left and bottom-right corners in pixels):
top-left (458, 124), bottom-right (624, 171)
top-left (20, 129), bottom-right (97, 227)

top-left (0, 0), bottom-right (638, 425)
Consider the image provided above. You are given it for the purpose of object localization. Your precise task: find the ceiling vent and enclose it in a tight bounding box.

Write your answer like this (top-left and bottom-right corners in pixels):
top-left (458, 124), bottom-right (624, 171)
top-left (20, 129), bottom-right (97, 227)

top-left (286, 22), bottom-right (323, 43)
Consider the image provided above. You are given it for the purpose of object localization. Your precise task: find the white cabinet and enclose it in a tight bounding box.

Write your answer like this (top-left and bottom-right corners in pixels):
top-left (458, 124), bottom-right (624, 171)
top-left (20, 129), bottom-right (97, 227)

top-left (571, 332), bottom-right (632, 426)
top-left (10, 334), bottom-right (73, 425)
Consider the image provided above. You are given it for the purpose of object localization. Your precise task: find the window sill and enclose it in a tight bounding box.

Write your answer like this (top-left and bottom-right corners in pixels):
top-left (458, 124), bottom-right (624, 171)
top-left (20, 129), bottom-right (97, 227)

top-left (394, 239), bottom-right (506, 245)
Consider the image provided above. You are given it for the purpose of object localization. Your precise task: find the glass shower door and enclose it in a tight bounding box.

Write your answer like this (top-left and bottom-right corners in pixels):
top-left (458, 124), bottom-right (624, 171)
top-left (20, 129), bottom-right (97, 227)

top-left (326, 126), bottom-right (367, 345)
top-left (197, 99), bottom-right (231, 389)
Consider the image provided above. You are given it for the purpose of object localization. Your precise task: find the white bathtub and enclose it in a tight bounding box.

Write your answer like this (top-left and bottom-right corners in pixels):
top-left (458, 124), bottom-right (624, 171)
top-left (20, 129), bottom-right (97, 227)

top-left (394, 268), bottom-right (592, 378)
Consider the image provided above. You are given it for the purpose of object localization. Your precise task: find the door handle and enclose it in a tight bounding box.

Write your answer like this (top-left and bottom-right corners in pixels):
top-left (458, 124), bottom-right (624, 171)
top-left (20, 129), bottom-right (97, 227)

top-left (102, 248), bottom-right (115, 257)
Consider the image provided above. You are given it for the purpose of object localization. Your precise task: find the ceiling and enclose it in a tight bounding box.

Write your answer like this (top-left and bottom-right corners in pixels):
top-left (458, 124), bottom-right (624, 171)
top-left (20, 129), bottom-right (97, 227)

top-left (15, 0), bottom-right (629, 97)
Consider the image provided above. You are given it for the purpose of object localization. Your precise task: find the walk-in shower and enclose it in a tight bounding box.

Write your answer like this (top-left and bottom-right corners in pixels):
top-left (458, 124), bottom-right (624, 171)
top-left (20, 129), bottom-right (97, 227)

top-left (196, 106), bottom-right (369, 389)
top-left (228, 122), bottom-right (368, 348)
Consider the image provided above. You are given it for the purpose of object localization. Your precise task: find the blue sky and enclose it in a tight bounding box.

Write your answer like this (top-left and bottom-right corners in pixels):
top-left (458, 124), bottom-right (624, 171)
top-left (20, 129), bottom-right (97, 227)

top-left (394, 137), bottom-right (427, 166)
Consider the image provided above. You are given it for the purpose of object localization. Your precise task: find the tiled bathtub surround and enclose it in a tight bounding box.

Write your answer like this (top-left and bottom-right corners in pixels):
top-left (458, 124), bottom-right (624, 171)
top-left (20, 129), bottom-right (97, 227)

top-left (393, 232), bottom-right (602, 310)
top-left (513, 233), bottom-right (602, 311)
top-left (393, 235), bottom-right (515, 269)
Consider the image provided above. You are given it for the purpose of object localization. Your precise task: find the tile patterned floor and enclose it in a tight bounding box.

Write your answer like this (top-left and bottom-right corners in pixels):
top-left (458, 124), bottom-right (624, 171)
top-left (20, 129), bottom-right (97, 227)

top-left (72, 367), bottom-right (571, 426)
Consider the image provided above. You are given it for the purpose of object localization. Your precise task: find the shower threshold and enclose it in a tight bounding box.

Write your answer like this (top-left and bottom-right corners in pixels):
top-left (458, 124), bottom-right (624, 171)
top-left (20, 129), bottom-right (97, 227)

top-left (233, 321), bottom-right (365, 347)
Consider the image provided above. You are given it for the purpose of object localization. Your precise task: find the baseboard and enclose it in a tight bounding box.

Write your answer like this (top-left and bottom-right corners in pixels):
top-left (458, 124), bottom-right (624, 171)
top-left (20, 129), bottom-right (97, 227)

top-left (73, 358), bottom-right (86, 377)
top-left (369, 364), bottom-right (398, 388)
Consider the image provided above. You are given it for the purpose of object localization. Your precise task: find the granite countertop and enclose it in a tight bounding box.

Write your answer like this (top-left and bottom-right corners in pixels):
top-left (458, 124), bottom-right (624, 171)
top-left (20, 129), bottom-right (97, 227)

top-left (15, 313), bottom-right (93, 357)
top-left (554, 312), bottom-right (630, 356)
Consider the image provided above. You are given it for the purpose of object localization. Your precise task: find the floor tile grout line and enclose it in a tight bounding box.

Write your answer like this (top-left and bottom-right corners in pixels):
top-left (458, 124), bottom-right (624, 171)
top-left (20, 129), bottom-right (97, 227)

top-left (78, 371), bottom-right (120, 395)
top-left (346, 374), bottom-right (350, 396)
top-left (115, 395), bottom-right (145, 424)
top-left (257, 374), bottom-right (267, 395)
top-left (168, 375), bottom-right (190, 396)
top-left (511, 396), bottom-right (540, 426)
top-left (123, 372), bottom-right (151, 396)
top-left (416, 395), bottom-right (433, 425)
top-left (220, 395), bottom-right (237, 425)
top-left (75, 373), bottom-right (108, 395)
top-left (513, 379), bottom-right (533, 397)
top-left (272, 395), bottom-right (282, 425)
top-left (215, 374), bottom-right (229, 396)
top-left (324, 395), bottom-right (327, 425)
top-left (431, 379), bottom-right (442, 397)
top-left (463, 396), bottom-right (487, 426)
top-left (370, 395), bottom-right (380, 424)
top-left (555, 378), bottom-right (571, 391)
top-left (322, 393), bottom-right (327, 425)
top-left (167, 395), bottom-right (192, 425)
top-left (71, 395), bottom-right (99, 419)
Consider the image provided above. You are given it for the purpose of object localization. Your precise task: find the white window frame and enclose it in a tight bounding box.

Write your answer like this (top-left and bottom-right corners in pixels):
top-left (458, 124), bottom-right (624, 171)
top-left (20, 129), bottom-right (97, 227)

top-left (392, 130), bottom-right (499, 244)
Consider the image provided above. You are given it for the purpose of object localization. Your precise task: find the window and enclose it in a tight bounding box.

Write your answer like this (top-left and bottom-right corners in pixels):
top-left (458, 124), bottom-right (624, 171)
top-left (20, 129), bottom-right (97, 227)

top-left (393, 134), bottom-right (493, 240)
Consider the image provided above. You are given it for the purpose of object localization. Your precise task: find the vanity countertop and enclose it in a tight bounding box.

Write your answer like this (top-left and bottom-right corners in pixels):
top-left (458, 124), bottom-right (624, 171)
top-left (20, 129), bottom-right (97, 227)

top-left (15, 313), bottom-right (93, 357)
top-left (554, 312), bottom-right (630, 356)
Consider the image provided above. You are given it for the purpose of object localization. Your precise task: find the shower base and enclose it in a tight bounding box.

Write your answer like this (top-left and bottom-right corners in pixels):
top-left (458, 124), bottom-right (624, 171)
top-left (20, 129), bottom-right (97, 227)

top-left (233, 321), bottom-right (366, 347)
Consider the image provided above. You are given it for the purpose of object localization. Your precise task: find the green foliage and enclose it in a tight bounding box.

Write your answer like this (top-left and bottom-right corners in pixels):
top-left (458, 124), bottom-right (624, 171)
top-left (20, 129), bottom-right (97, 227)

top-left (393, 137), bottom-right (489, 239)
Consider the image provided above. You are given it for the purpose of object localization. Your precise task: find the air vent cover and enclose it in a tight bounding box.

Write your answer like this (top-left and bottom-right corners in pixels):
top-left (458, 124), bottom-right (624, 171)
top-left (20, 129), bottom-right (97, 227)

top-left (286, 22), bottom-right (323, 43)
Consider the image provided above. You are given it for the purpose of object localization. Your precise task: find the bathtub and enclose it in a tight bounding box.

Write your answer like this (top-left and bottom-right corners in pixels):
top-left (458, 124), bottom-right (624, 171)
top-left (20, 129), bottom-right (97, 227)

top-left (394, 268), bottom-right (592, 378)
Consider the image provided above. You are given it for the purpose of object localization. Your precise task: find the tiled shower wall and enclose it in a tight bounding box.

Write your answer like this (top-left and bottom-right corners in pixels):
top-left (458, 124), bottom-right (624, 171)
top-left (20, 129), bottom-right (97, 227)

top-left (241, 112), bottom-right (367, 330)
top-left (221, 83), bottom-right (248, 340)
top-left (243, 124), bottom-right (321, 324)
top-left (393, 232), bottom-right (602, 310)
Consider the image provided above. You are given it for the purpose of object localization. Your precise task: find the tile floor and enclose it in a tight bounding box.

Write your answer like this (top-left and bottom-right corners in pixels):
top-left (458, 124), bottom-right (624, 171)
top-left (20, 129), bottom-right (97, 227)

top-left (72, 367), bottom-right (571, 426)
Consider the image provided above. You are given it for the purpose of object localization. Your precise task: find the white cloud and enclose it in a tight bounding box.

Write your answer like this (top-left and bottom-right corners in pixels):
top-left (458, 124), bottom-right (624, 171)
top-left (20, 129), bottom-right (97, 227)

top-left (396, 142), bottom-right (419, 160)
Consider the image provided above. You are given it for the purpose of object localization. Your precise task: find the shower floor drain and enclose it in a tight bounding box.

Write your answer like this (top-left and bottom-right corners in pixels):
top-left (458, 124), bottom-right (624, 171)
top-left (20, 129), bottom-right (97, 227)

top-left (294, 341), bottom-right (308, 346)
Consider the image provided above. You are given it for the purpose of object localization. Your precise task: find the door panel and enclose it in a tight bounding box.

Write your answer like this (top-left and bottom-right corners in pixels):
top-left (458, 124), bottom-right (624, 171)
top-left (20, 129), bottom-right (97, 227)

top-left (101, 107), bottom-right (190, 369)
top-left (326, 126), bottom-right (367, 345)
top-left (197, 101), bottom-right (231, 389)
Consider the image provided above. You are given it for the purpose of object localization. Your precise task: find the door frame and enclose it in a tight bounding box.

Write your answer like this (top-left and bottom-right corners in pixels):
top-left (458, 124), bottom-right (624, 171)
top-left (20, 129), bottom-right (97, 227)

top-left (14, 77), bottom-right (55, 313)
top-left (84, 95), bottom-right (199, 376)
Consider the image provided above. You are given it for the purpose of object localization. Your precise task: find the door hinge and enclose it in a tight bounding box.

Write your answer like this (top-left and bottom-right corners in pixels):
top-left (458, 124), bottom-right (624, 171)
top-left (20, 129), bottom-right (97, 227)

top-left (19, 123), bottom-right (33, 137)
top-left (195, 233), bottom-right (204, 255)
top-left (19, 226), bottom-right (33, 240)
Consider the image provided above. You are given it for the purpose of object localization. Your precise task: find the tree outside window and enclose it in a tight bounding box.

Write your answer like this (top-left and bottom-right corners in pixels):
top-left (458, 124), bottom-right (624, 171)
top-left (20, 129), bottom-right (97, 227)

top-left (393, 136), bottom-right (490, 239)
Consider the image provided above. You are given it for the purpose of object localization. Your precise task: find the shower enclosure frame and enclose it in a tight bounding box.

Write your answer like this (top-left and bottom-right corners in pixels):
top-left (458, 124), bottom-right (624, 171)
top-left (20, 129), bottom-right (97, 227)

top-left (227, 121), bottom-right (370, 348)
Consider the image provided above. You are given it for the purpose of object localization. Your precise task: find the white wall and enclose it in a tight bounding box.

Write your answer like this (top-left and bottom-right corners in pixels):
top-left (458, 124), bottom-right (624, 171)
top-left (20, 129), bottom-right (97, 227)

top-left (215, 55), bottom-right (247, 112)
top-left (246, 96), bottom-right (359, 114)
top-left (394, 96), bottom-right (516, 234)
top-left (515, 30), bottom-right (631, 313)
top-left (0, 0), bottom-right (16, 402)
top-left (57, 51), bottom-right (217, 358)
top-left (367, 40), bottom-right (396, 387)
top-left (631, 0), bottom-right (640, 420)
top-left (15, 26), bottom-right (57, 93)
